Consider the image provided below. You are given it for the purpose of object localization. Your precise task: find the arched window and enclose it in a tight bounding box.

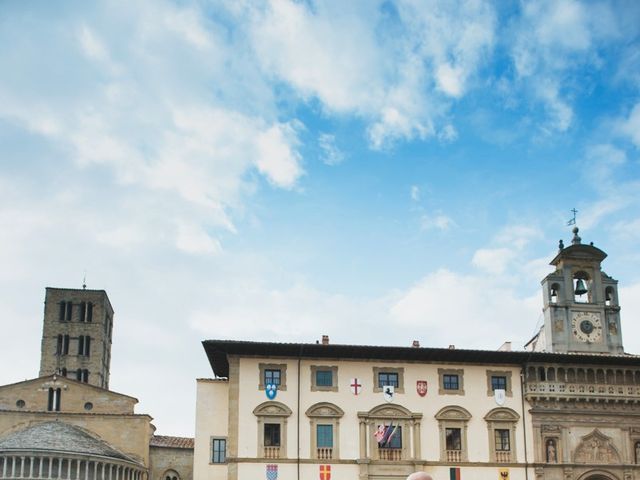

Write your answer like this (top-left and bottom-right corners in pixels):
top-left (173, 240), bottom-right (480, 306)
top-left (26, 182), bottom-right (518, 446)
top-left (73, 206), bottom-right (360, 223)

top-left (573, 271), bottom-right (591, 303)
top-left (435, 406), bottom-right (472, 462)
top-left (162, 470), bottom-right (180, 480)
top-left (306, 402), bottom-right (344, 460)
top-left (484, 407), bottom-right (520, 463)
top-left (550, 283), bottom-right (560, 304)
top-left (253, 401), bottom-right (292, 459)
top-left (359, 403), bottom-right (422, 462)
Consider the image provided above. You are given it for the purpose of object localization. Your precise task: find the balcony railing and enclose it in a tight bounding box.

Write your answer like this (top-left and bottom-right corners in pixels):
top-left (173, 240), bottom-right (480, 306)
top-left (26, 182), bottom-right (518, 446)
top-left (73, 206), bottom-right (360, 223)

top-left (496, 451), bottom-right (511, 463)
top-left (378, 448), bottom-right (402, 461)
top-left (263, 446), bottom-right (280, 459)
top-left (446, 450), bottom-right (462, 462)
top-left (317, 448), bottom-right (333, 460)
top-left (524, 381), bottom-right (640, 401)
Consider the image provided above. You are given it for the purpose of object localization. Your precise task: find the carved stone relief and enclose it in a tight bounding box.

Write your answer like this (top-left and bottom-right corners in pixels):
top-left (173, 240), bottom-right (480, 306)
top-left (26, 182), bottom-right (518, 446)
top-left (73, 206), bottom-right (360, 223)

top-left (573, 430), bottom-right (621, 464)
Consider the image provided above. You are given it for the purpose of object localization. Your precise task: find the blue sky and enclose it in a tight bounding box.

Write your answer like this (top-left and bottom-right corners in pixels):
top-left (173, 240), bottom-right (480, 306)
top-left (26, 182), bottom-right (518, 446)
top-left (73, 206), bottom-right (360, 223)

top-left (1, 0), bottom-right (639, 436)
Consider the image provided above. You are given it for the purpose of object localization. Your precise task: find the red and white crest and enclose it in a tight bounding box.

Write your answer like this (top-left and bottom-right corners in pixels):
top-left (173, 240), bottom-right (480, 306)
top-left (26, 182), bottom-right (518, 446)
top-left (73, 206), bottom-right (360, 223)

top-left (319, 465), bottom-right (331, 480)
top-left (350, 378), bottom-right (362, 395)
top-left (416, 380), bottom-right (428, 397)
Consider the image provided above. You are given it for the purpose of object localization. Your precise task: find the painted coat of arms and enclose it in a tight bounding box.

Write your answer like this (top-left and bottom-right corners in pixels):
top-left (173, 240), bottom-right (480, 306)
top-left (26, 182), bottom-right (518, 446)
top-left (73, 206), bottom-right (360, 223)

top-left (266, 464), bottom-right (278, 480)
top-left (266, 383), bottom-right (277, 400)
top-left (350, 378), bottom-right (362, 395)
top-left (494, 388), bottom-right (506, 406)
top-left (416, 380), bottom-right (427, 397)
top-left (319, 464), bottom-right (331, 480)
top-left (383, 385), bottom-right (394, 402)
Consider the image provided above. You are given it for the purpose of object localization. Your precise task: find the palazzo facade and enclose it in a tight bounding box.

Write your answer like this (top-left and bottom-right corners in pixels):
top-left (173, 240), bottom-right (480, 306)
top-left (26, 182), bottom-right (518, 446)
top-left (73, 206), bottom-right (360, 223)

top-left (194, 228), bottom-right (640, 480)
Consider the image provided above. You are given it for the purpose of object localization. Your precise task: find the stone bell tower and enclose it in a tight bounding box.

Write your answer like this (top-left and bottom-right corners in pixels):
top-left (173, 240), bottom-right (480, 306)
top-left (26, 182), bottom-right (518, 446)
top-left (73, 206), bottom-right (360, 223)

top-left (538, 227), bottom-right (623, 354)
top-left (39, 287), bottom-right (114, 388)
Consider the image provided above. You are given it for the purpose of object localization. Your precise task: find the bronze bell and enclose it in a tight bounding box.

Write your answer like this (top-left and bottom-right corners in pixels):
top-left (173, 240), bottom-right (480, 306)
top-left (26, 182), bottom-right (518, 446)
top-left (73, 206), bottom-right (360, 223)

top-left (574, 279), bottom-right (588, 296)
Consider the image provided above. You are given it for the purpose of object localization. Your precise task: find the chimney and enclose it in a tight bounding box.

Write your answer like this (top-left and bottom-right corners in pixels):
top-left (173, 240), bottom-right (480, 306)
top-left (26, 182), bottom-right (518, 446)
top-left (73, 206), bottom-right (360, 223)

top-left (321, 335), bottom-right (329, 345)
top-left (412, 340), bottom-right (420, 348)
top-left (448, 344), bottom-right (456, 350)
top-left (498, 341), bottom-right (512, 352)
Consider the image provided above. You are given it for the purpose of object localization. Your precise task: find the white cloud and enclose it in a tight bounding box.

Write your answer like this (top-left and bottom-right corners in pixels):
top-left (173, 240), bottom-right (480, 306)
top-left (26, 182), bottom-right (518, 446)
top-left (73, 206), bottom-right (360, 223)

top-left (618, 102), bottom-right (640, 147)
top-left (421, 213), bottom-right (455, 231)
top-left (410, 185), bottom-right (420, 202)
top-left (318, 133), bottom-right (345, 166)
top-left (438, 124), bottom-right (458, 143)
top-left (255, 122), bottom-right (304, 189)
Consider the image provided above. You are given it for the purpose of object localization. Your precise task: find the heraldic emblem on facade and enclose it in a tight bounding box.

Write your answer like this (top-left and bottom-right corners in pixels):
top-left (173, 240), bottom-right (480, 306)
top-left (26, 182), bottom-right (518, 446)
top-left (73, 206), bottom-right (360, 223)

top-left (350, 378), bottom-right (362, 395)
top-left (416, 380), bottom-right (427, 397)
top-left (266, 464), bottom-right (278, 480)
top-left (319, 464), bottom-right (331, 480)
top-left (266, 383), bottom-right (277, 400)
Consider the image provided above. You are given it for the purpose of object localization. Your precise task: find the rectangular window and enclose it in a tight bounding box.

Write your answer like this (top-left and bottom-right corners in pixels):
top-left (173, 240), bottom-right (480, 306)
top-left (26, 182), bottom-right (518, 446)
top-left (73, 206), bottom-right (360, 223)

top-left (47, 388), bottom-right (61, 412)
top-left (491, 376), bottom-right (507, 391)
top-left (264, 423), bottom-right (281, 447)
top-left (316, 425), bottom-right (333, 448)
top-left (443, 374), bottom-right (459, 390)
top-left (78, 336), bottom-right (91, 356)
top-left (62, 335), bottom-right (69, 355)
top-left (212, 438), bottom-right (226, 463)
top-left (495, 429), bottom-right (510, 451)
top-left (56, 335), bottom-right (63, 355)
top-left (86, 302), bottom-right (93, 322)
top-left (315, 370), bottom-right (333, 387)
top-left (378, 372), bottom-right (399, 388)
top-left (264, 369), bottom-right (281, 387)
top-left (78, 336), bottom-right (84, 355)
top-left (79, 302), bottom-right (86, 322)
top-left (387, 426), bottom-right (402, 449)
top-left (446, 428), bottom-right (462, 450)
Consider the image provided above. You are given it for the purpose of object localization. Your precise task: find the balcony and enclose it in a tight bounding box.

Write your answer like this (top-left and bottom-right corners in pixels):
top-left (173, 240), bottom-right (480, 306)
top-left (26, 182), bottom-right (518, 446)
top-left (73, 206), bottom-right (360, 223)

top-left (316, 448), bottom-right (333, 460)
top-left (445, 450), bottom-right (462, 462)
top-left (495, 451), bottom-right (511, 463)
top-left (378, 448), bottom-right (402, 461)
top-left (263, 446), bottom-right (280, 459)
top-left (524, 381), bottom-right (640, 402)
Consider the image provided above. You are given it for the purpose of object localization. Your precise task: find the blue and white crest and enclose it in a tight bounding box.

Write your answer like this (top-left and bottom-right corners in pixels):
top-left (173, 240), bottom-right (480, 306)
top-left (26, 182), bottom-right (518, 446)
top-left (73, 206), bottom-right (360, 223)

top-left (266, 383), bottom-right (277, 400)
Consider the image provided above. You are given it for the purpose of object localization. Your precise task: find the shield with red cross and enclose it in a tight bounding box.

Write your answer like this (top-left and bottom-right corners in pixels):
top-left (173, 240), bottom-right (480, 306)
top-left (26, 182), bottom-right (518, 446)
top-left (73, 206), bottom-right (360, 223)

top-left (319, 465), bottom-right (331, 480)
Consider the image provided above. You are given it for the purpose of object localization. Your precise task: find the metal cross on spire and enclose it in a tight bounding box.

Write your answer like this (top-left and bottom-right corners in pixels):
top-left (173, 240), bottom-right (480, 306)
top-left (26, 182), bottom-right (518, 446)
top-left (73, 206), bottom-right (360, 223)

top-left (567, 208), bottom-right (578, 226)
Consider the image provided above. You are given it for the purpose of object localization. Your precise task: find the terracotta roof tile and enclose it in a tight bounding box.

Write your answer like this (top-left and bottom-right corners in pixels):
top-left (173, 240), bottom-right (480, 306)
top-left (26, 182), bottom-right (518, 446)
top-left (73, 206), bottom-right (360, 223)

top-left (150, 435), bottom-right (194, 449)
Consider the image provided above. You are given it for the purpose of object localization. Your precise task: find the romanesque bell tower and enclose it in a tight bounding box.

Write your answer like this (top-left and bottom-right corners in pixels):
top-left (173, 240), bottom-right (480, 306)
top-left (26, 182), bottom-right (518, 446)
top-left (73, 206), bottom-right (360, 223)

top-left (39, 287), bottom-right (114, 388)
top-left (538, 227), bottom-right (623, 354)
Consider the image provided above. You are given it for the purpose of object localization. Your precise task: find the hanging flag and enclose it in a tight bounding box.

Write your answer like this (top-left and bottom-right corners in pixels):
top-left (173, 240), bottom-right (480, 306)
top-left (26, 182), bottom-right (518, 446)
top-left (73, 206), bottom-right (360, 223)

top-left (383, 385), bottom-right (395, 402)
top-left (379, 421), bottom-right (394, 447)
top-left (416, 380), bottom-right (428, 397)
top-left (494, 388), bottom-right (506, 406)
top-left (449, 467), bottom-right (461, 480)
top-left (350, 378), bottom-right (362, 395)
top-left (319, 464), bottom-right (331, 480)
top-left (499, 468), bottom-right (509, 480)
top-left (266, 384), bottom-right (277, 400)
top-left (384, 423), bottom-right (399, 447)
top-left (266, 464), bottom-right (278, 480)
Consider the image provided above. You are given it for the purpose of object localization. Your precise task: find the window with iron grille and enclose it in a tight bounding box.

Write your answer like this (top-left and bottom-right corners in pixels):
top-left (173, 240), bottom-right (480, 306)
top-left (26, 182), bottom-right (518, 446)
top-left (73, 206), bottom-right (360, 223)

top-left (446, 428), bottom-right (461, 450)
top-left (491, 375), bottom-right (507, 391)
top-left (443, 374), bottom-right (459, 390)
top-left (264, 423), bottom-right (281, 447)
top-left (378, 372), bottom-right (399, 388)
top-left (265, 369), bottom-right (281, 387)
top-left (495, 429), bottom-right (510, 451)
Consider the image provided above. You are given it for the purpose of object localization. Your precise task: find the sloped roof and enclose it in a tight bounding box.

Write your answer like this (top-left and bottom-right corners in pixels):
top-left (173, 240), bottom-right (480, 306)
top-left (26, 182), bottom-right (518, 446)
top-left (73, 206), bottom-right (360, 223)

top-left (149, 435), bottom-right (194, 449)
top-left (203, 339), bottom-right (640, 378)
top-left (0, 421), bottom-right (140, 464)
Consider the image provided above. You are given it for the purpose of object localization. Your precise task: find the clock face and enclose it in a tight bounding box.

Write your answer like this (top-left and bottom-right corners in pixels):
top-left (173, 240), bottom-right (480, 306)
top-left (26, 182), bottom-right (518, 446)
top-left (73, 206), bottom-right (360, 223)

top-left (571, 312), bottom-right (603, 343)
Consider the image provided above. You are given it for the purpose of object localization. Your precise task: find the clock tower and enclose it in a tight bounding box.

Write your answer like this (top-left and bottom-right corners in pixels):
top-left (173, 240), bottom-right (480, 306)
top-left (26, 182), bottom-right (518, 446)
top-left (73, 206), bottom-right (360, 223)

top-left (538, 227), bottom-right (623, 354)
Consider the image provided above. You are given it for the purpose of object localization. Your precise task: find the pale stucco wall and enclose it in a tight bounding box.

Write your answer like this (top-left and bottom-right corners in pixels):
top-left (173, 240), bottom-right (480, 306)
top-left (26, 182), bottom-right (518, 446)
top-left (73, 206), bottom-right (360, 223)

top-left (194, 379), bottom-right (228, 480)
top-left (194, 355), bottom-right (535, 479)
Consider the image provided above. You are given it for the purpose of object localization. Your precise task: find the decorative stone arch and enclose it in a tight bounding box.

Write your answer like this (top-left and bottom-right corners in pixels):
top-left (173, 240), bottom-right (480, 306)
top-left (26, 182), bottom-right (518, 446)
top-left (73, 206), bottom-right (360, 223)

top-left (305, 402), bottom-right (344, 460)
top-left (161, 469), bottom-right (179, 480)
top-left (484, 407), bottom-right (520, 462)
top-left (573, 430), bottom-right (621, 464)
top-left (253, 401), bottom-right (292, 459)
top-left (435, 406), bottom-right (472, 462)
top-left (575, 470), bottom-right (620, 480)
top-left (358, 403), bottom-right (422, 461)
